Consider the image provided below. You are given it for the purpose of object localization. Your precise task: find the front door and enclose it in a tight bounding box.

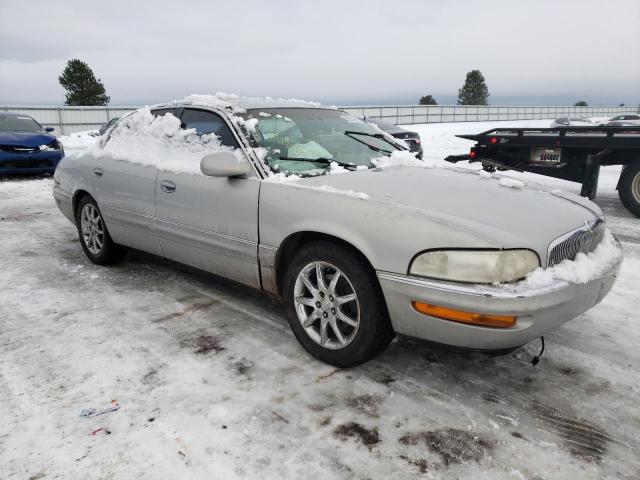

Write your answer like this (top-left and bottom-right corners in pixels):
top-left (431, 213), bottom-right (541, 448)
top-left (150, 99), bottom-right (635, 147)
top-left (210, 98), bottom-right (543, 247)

top-left (154, 108), bottom-right (261, 288)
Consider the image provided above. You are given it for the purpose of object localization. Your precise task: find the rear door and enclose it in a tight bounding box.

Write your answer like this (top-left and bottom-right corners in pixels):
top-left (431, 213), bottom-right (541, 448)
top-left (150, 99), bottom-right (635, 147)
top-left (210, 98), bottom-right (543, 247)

top-left (154, 108), bottom-right (261, 288)
top-left (92, 108), bottom-right (178, 255)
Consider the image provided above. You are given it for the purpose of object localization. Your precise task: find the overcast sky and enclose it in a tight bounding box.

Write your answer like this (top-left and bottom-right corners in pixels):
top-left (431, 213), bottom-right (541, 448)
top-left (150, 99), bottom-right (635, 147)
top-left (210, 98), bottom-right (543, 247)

top-left (1, 0), bottom-right (638, 106)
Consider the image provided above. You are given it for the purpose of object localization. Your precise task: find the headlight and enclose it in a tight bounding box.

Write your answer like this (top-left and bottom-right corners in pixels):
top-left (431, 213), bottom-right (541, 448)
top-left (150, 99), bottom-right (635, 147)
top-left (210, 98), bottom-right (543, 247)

top-left (40, 140), bottom-right (63, 151)
top-left (409, 249), bottom-right (540, 284)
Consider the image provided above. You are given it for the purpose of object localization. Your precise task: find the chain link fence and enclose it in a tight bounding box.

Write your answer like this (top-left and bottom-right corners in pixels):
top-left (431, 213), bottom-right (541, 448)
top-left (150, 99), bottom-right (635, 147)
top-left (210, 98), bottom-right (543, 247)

top-left (2, 104), bottom-right (638, 135)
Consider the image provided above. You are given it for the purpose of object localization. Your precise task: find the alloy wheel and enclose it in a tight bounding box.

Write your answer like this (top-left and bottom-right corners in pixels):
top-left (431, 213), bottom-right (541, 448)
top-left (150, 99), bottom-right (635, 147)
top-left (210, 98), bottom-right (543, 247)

top-left (80, 203), bottom-right (105, 255)
top-left (632, 170), bottom-right (640, 203)
top-left (293, 261), bottom-right (360, 350)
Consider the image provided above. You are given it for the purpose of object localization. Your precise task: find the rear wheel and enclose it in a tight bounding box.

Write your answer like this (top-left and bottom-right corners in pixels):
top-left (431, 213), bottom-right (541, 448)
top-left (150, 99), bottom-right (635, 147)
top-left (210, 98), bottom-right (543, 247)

top-left (618, 160), bottom-right (640, 217)
top-left (283, 241), bottom-right (394, 367)
top-left (75, 195), bottom-right (126, 265)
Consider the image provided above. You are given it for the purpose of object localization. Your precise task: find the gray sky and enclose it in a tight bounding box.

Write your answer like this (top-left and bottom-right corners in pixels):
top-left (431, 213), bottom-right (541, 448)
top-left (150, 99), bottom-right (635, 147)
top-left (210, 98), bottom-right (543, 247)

top-left (1, 0), bottom-right (638, 106)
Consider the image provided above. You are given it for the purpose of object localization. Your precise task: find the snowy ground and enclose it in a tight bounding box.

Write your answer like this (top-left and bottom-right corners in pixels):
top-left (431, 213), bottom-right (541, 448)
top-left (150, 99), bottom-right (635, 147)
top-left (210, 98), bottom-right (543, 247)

top-left (1, 120), bottom-right (639, 479)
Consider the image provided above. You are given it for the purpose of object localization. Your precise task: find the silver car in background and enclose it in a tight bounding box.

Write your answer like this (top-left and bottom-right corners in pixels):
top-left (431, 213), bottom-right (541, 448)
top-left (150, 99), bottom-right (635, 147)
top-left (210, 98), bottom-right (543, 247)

top-left (53, 97), bottom-right (622, 366)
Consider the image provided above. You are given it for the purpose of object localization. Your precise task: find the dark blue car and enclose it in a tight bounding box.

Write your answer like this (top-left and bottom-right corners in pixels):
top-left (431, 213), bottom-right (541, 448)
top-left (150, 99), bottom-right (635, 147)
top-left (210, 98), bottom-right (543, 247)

top-left (0, 112), bottom-right (64, 174)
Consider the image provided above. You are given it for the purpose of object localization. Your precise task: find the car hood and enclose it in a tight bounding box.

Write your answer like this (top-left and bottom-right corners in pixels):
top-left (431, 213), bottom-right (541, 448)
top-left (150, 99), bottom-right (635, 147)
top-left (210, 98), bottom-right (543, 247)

top-left (0, 131), bottom-right (57, 147)
top-left (297, 165), bottom-right (601, 248)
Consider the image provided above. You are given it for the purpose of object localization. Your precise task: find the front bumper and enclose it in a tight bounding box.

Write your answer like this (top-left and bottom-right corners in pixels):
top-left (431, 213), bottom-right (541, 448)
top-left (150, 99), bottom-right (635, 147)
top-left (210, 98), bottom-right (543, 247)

top-left (0, 150), bottom-right (64, 174)
top-left (377, 252), bottom-right (622, 350)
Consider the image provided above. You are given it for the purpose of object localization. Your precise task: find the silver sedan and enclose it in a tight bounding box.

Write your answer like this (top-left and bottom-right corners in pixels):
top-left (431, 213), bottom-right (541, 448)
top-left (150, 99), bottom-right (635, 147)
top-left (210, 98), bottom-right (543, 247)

top-left (53, 98), bottom-right (622, 366)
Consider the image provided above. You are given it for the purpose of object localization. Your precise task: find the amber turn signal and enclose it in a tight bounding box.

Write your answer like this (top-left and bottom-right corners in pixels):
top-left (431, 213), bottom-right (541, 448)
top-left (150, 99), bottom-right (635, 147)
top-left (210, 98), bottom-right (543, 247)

top-left (412, 301), bottom-right (517, 328)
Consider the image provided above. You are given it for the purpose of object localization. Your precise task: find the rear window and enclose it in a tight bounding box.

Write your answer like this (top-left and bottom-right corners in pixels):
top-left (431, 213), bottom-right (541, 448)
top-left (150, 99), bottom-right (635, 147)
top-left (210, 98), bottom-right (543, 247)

top-left (0, 115), bottom-right (42, 132)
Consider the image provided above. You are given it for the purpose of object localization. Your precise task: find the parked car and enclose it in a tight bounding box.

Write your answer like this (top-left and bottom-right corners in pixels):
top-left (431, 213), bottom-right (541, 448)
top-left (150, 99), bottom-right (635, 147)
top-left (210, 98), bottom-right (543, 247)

top-left (609, 114), bottom-right (640, 122)
top-left (364, 117), bottom-right (423, 159)
top-left (0, 112), bottom-right (64, 174)
top-left (98, 117), bottom-right (120, 135)
top-left (550, 117), bottom-right (593, 128)
top-left (53, 97), bottom-right (622, 367)
top-left (604, 120), bottom-right (640, 127)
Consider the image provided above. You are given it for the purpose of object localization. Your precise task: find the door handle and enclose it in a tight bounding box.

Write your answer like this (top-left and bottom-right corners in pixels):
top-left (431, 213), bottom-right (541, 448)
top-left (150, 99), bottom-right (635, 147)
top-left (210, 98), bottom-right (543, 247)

top-left (93, 167), bottom-right (104, 178)
top-left (160, 180), bottom-right (176, 193)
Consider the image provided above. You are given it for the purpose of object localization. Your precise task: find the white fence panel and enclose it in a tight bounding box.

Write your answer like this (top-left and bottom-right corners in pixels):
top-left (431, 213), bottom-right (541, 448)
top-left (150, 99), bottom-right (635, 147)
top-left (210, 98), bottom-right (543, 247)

top-left (2, 104), bottom-right (639, 134)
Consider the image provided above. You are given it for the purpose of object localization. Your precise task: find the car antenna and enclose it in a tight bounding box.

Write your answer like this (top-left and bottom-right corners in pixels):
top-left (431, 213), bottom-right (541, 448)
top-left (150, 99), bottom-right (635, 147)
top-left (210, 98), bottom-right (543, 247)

top-left (531, 337), bottom-right (545, 366)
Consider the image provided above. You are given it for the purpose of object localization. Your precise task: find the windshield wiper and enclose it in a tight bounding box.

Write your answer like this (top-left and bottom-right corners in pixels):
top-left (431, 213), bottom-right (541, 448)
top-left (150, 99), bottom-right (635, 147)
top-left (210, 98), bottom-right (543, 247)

top-left (343, 130), bottom-right (404, 154)
top-left (277, 156), bottom-right (358, 170)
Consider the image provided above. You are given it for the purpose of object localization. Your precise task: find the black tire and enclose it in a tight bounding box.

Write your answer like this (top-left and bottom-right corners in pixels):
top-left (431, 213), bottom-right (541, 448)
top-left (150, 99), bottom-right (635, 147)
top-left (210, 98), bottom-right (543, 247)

top-left (618, 160), bottom-right (640, 218)
top-left (75, 195), bottom-right (126, 265)
top-left (283, 241), bottom-right (394, 367)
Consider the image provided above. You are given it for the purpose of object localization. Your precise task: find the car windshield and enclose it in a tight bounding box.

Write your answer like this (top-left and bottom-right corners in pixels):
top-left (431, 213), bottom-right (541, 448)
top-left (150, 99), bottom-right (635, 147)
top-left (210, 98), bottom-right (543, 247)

top-left (0, 115), bottom-right (43, 132)
top-left (241, 108), bottom-right (404, 176)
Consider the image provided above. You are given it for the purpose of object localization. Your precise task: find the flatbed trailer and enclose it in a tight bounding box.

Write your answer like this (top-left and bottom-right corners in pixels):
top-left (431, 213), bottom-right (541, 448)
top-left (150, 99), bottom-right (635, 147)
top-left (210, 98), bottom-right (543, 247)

top-left (445, 125), bottom-right (640, 217)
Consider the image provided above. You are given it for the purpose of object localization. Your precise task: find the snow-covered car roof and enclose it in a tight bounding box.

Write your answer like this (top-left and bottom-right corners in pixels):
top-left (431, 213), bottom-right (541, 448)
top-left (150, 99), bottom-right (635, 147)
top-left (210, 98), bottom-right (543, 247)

top-left (150, 93), bottom-right (328, 112)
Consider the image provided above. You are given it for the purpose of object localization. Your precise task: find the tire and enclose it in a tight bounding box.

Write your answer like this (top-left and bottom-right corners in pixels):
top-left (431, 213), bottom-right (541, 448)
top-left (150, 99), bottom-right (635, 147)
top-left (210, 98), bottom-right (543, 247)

top-left (75, 195), bottom-right (126, 265)
top-left (283, 241), bottom-right (394, 367)
top-left (618, 160), bottom-right (640, 218)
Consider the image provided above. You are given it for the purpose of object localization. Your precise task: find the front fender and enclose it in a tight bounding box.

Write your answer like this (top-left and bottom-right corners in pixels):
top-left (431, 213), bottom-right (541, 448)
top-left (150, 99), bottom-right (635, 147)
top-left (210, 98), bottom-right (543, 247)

top-left (258, 181), bottom-right (502, 275)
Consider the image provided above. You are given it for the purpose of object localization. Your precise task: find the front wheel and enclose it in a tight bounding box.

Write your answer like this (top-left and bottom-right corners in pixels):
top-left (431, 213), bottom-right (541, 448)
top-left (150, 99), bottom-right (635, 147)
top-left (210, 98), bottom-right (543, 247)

top-left (618, 161), bottom-right (640, 217)
top-left (283, 241), bottom-right (394, 367)
top-left (76, 195), bottom-right (126, 265)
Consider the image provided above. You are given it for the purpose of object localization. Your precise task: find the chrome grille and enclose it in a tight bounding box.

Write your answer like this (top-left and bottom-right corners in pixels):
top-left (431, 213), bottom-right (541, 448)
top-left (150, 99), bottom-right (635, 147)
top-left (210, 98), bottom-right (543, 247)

top-left (548, 219), bottom-right (605, 267)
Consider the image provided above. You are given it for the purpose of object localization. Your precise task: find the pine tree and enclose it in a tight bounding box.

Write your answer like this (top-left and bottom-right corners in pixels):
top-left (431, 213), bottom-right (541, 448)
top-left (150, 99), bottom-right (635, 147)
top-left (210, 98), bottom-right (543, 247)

top-left (574, 101), bottom-right (588, 106)
top-left (419, 95), bottom-right (438, 105)
top-left (457, 70), bottom-right (489, 105)
top-left (58, 59), bottom-right (110, 106)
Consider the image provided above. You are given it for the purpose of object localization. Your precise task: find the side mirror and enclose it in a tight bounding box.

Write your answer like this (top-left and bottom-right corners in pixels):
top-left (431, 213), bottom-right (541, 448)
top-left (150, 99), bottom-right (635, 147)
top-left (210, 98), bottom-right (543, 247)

top-left (200, 151), bottom-right (251, 178)
top-left (45, 127), bottom-right (55, 132)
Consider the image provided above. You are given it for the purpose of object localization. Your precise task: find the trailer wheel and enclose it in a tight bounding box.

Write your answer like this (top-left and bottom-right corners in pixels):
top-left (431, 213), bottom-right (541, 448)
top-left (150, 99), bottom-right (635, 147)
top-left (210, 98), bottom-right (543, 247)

top-left (618, 161), bottom-right (640, 218)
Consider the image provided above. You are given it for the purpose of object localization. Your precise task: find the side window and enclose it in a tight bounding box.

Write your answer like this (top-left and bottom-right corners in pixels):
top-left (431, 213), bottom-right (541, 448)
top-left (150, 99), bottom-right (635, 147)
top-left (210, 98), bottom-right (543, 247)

top-left (180, 109), bottom-right (239, 148)
top-left (151, 108), bottom-right (178, 117)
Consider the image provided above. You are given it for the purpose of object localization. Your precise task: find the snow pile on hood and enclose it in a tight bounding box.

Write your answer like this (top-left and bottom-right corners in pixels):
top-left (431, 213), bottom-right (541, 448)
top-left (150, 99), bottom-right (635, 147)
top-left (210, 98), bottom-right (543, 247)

top-left (498, 177), bottom-right (524, 189)
top-left (372, 150), bottom-right (436, 169)
top-left (313, 185), bottom-right (369, 200)
top-left (526, 229), bottom-right (622, 286)
top-left (263, 172), bottom-right (302, 183)
top-left (86, 107), bottom-right (234, 175)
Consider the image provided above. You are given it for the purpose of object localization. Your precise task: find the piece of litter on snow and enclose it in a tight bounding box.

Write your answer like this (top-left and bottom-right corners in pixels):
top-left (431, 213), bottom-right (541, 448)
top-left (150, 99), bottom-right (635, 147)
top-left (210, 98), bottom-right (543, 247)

top-left (90, 427), bottom-right (111, 436)
top-left (80, 401), bottom-right (120, 418)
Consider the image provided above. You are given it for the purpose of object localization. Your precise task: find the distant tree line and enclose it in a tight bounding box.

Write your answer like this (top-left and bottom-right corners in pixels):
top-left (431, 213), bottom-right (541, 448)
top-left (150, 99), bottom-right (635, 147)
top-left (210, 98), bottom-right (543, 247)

top-left (420, 73), bottom-right (630, 107)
